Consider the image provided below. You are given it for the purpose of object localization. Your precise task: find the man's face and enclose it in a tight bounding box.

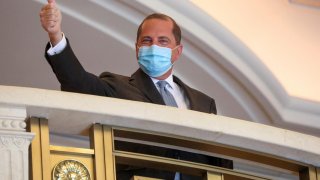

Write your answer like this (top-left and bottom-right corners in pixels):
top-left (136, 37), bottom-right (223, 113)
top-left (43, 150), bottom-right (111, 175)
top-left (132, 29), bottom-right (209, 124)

top-left (135, 18), bottom-right (182, 63)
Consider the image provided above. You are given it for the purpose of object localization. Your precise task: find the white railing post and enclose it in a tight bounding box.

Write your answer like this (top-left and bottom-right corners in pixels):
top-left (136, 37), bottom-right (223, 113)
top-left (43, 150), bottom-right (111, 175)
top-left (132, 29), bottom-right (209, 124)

top-left (0, 106), bottom-right (34, 180)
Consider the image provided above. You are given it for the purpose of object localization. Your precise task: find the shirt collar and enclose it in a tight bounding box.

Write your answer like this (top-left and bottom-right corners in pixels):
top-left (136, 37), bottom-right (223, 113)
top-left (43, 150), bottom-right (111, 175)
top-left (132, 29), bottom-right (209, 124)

top-left (151, 74), bottom-right (174, 89)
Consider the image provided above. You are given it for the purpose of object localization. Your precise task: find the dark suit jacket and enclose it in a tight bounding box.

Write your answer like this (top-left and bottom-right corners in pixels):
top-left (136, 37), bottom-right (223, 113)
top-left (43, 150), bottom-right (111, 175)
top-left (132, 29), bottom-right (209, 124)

top-left (45, 40), bottom-right (231, 179)
top-left (45, 41), bottom-right (216, 114)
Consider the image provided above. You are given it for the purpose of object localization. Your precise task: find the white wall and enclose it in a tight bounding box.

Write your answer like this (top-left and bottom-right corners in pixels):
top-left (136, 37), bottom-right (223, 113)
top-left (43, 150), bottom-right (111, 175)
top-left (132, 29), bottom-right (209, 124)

top-left (191, 0), bottom-right (320, 102)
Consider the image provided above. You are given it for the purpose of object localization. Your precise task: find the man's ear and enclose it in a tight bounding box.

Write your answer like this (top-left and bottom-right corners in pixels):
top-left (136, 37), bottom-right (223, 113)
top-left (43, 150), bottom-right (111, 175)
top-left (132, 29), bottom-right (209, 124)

top-left (172, 44), bottom-right (183, 63)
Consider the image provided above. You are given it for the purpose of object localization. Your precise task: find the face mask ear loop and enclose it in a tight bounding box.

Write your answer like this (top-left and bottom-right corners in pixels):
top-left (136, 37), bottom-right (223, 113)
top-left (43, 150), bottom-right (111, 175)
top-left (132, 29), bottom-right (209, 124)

top-left (172, 45), bottom-right (180, 51)
top-left (171, 52), bottom-right (177, 67)
top-left (171, 45), bottom-right (180, 67)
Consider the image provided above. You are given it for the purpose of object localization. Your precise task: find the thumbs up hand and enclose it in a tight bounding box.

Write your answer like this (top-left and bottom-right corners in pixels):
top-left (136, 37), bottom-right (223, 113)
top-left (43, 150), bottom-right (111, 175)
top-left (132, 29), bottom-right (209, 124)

top-left (39, 0), bottom-right (62, 46)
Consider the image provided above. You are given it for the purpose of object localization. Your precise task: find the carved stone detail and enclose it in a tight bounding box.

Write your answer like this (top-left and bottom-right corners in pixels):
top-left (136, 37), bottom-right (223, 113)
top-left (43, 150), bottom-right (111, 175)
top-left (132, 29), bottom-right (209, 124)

top-left (0, 119), bottom-right (26, 131)
top-left (0, 134), bottom-right (31, 150)
top-left (0, 106), bottom-right (27, 131)
top-left (0, 131), bottom-right (34, 180)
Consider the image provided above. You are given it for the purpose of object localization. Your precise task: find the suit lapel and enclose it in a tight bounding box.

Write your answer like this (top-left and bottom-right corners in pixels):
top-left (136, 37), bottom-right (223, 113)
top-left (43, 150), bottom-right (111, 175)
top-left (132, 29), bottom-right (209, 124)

top-left (173, 76), bottom-right (195, 110)
top-left (129, 69), bottom-right (165, 105)
top-left (173, 76), bottom-right (206, 112)
top-left (129, 70), bottom-right (211, 113)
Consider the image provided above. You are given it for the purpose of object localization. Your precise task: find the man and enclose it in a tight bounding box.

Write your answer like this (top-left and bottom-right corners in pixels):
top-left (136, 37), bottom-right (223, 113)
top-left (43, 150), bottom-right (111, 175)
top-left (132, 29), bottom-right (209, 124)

top-left (40, 0), bottom-right (232, 179)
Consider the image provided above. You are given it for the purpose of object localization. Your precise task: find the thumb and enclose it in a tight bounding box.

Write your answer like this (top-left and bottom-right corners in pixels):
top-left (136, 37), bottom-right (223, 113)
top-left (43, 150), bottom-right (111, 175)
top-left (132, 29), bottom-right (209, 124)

top-left (48, 0), bottom-right (55, 4)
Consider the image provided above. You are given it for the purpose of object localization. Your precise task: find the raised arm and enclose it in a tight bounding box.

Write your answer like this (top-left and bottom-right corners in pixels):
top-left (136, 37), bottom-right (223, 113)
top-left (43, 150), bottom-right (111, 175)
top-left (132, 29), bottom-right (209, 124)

top-left (39, 1), bottom-right (114, 96)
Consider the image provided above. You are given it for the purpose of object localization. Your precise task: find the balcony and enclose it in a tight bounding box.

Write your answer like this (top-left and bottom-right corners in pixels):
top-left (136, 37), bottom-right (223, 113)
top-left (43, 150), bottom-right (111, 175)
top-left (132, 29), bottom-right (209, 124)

top-left (0, 85), bottom-right (319, 179)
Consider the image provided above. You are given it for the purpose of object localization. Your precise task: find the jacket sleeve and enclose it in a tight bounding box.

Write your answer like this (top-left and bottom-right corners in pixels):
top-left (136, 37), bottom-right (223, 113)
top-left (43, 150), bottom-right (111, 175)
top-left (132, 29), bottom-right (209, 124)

top-left (210, 98), bottom-right (217, 114)
top-left (44, 39), bottom-right (114, 97)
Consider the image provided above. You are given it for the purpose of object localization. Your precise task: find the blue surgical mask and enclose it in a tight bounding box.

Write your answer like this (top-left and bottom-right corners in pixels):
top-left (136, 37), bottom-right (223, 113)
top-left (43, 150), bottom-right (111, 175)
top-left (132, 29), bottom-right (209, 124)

top-left (138, 45), bottom-right (176, 77)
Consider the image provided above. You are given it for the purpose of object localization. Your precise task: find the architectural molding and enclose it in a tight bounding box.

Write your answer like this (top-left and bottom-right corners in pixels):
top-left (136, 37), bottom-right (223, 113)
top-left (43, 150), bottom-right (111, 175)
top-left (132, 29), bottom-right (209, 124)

top-left (0, 104), bottom-right (34, 180)
top-left (0, 119), bottom-right (26, 132)
top-left (0, 106), bottom-right (27, 131)
top-left (0, 131), bottom-right (34, 180)
top-left (0, 132), bottom-right (32, 150)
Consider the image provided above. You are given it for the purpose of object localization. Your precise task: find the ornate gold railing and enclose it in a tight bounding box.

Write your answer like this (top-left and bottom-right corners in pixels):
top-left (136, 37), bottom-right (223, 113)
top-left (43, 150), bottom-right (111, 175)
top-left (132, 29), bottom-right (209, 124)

top-left (28, 117), bottom-right (319, 180)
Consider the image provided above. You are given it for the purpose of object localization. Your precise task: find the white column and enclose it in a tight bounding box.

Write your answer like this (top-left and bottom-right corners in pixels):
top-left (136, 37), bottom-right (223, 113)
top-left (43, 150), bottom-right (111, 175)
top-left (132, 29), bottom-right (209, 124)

top-left (0, 106), bottom-right (34, 180)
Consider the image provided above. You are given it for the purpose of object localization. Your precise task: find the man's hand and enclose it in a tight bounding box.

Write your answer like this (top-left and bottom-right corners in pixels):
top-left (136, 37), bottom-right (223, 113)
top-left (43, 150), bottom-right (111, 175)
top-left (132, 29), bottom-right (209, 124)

top-left (40, 0), bottom-right (62, 46)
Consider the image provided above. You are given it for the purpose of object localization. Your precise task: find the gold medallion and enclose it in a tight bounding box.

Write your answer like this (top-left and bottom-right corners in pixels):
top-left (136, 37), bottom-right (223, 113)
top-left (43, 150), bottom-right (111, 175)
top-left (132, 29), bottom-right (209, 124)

top-left (53, 160), bottom-right (91, 180)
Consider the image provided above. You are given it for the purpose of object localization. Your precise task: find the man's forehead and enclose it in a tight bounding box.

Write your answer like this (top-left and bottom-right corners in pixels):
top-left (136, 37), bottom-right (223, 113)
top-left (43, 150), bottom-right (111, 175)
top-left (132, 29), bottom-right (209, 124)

top-left (140, 20), bottom-right (173, 36)
top-left (141, 18), bottom-right (173, 29)
top-left (143, 17), bottom-right (172, 24)
top-left (140, 36), bottom-right (169, 39)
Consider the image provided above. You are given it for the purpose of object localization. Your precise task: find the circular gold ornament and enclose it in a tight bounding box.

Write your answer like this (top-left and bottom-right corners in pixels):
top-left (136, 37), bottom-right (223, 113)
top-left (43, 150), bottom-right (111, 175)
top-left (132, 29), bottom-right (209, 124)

top-left (52, 160), bottom-right (91, 180)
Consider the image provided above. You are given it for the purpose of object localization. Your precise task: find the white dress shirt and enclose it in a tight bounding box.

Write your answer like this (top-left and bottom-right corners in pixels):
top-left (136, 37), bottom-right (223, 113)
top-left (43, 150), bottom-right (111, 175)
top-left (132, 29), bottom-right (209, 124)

top-left (47, 33), bottom-right (67, 56)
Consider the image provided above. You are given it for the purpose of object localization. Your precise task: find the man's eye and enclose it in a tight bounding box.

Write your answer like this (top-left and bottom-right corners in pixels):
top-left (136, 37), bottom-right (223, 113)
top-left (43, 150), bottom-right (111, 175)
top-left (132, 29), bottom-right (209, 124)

top-left (159, 40), bottom-right (169, 46)
top-left (141, 39), bottom-right (152, 45)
